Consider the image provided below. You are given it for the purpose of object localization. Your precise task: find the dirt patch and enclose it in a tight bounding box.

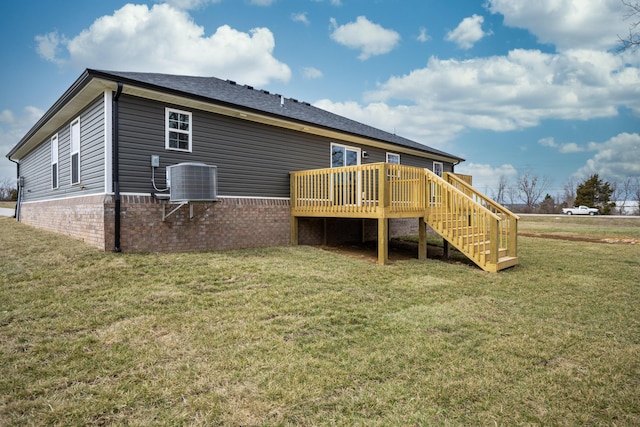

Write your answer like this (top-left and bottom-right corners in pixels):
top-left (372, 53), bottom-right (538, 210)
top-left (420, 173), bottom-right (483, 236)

top-left (519, 232), bottom-right (638, 245)
top-left (319, 239), bottom-right (475, 266)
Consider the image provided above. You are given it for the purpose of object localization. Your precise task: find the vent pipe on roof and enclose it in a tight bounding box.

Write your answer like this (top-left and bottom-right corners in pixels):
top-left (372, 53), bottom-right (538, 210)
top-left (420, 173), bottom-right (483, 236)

top-left (113, 82), bottom-right (123, 253)
top-left (280, 95), bottom-right (284, 107)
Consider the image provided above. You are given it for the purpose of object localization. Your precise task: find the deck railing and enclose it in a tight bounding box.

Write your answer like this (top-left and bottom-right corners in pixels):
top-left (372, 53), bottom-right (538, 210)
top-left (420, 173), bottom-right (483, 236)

top-left (290, 163), bottom-right (518, 270)
top-left (290, 163), bottom-right (427, 218)
top-left (444, 172), bottom-right (519, 257)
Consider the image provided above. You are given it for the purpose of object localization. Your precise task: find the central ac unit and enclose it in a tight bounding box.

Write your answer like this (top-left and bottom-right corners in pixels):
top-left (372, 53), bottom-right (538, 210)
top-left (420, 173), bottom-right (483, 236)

top-left (166, 162), bottom-right (218, 202)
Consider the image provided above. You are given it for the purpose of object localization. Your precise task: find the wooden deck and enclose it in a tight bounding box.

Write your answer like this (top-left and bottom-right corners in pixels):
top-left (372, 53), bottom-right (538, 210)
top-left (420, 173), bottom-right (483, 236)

top-left (290, 163), bottom-right (518, 272)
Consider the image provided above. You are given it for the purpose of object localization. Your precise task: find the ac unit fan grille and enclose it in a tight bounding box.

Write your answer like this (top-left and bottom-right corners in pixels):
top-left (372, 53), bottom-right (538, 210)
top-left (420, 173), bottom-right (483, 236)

top-left (167, 163), bottom-right (218, 202)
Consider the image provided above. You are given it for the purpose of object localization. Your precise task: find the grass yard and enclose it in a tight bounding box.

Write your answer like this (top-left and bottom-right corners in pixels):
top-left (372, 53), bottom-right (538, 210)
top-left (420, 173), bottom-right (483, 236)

top-left (1, 216), bottom-right (639, 426)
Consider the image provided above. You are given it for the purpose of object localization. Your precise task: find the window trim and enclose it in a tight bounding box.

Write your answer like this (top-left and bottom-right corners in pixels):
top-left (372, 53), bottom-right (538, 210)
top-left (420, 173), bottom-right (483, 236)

top-left (70, 117), bottom-right (80, 185)
top-left (386, 152), bottom-right (400, 164)
top-left (51, 134), bottom-right (59, 189)
top-left (330, 143), bottom-right (361, 168)
top-left (433, 161), bottom-right (444, 177)
top-left (165, 107), bottom-right (192, 152)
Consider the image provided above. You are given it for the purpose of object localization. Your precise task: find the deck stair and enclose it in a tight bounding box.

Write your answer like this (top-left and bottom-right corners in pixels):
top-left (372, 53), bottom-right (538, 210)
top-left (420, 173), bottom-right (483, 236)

top-left (426, 170), bottom-right (519, 272)
top-left (290, 163), bottom-right (519, 272)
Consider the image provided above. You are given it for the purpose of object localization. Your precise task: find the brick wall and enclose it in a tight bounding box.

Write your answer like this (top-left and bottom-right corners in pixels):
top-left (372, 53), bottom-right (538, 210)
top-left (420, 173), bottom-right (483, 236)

top-left (19, 195), bottom-right (107, 250)
top-left (112, 196), bottom-right (291, 253)
top-left (19, 195), bottom-right (422, 253)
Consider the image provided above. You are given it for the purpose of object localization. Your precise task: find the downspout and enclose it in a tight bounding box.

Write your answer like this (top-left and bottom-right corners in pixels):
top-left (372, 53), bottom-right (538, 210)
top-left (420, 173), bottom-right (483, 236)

top-left (113, 82), bottom-right (123, 252)
top-left (8, 158), bottom-right (21, 220)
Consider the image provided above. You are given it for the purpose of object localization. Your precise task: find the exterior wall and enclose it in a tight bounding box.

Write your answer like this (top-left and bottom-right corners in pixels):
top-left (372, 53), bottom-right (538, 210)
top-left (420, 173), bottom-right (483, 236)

top-left (14, 91), bottom-right (453, 255)
top-left (116, 94), bottom-right (455, 198)
top-left (19, 96), bottom-right (106, 202)
top-left (18, 195), bottom-right (108, 249)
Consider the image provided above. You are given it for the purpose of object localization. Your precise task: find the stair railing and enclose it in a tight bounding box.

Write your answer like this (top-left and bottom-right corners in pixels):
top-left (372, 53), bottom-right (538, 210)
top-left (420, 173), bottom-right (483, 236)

top-left (425, 169), bottom-right (501, 268)
top-left (444, 172), bottom-right (519, 258)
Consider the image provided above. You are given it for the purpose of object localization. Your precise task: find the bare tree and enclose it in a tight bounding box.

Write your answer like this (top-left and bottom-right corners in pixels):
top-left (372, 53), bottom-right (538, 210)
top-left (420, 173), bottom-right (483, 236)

top-left (562, 178), bottom-right (576, 208)
top-left (634, 177), bottom-right (640, 215)
top-left (620, 0), bottom-right (640, 50)
top-left (517, 170), bottom-right (552, 213)
top-left (614, 178), bottom-right (634, 214)
top-left (0, 177), bottom-right (17, 201)
top-left (491, 175), bottom-right (509, 205)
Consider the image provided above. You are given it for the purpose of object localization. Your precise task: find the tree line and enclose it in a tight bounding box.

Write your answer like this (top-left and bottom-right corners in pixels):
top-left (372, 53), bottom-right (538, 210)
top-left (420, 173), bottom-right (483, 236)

top-left (489, 172), bottom-right (640, 216)
top-left (0, 178), bottom-right (18, 202)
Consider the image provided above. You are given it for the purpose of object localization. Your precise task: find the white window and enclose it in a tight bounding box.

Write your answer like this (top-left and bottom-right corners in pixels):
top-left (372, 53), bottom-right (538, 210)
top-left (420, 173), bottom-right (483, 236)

top-left (51, 134), bottom-right (59, 189)
top-left (433, 161), bottom-right (443, 177)
top-left (70, 118), bottom-right (80, 185)
top-left (166, 108), bottom-right (192, 152)
top-left (386, 152), bottom-right (400, 164)
top-left (331, 143), bottom-right (360, 168)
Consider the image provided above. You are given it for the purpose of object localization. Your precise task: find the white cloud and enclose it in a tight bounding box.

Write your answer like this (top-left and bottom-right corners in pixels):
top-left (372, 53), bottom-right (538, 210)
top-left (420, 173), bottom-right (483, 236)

top-left (292, 12), bottom-right (310, 25)
top-left (312, 0), bottom-right (342, 5)
top-left (302, 67), bottom-right (323, 79)
top-left (313, 46), bottom-right (640, 160)
top-left (538, 137), bottom-right (584, 153)
top-left (361, 49), bottom-right (640, 134)
top-left (250, 0), bottom-right (275, 6)
top-left (558, 142), bottom-right (583, 154)
top-left (35, 3), bottom-right (291, 87)
top-left (160, 0), bottom-right (222, 10)
top-left (0, 107), bottom-right (45, 182)
top-left (329, 16), bottom-right (400, 60)
top-left (575, 133), bottom-right (640, 182)
top-left (445, 14), bottom-right (490, 49)
top-left (35, 32), bottom-right (66, 64)
top-left (455, 163), bottom-right (518, 194)
top-left (417, 27), bottom-right (431, 43)
top-left (487, 0), bottom-right (628, 51)
top-left (0, 110), bottom-right (16, 124)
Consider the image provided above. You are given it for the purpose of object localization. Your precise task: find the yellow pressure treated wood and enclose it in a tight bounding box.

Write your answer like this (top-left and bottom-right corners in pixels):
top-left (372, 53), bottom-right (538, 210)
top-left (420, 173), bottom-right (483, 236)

top-left (290, 163), bottom-right (519, 271)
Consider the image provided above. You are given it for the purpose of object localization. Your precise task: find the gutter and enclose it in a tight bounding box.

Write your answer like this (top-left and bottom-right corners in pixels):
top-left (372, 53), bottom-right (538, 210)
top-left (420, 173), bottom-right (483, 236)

top-left (8, 158), bottom-right (21, 220)
top-left (113, 82), bottom-right (123, 252)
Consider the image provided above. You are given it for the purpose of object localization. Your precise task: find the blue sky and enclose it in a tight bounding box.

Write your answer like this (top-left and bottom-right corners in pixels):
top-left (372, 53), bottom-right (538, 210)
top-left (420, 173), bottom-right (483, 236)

top-left (1, 0), bottom-right (639, 197)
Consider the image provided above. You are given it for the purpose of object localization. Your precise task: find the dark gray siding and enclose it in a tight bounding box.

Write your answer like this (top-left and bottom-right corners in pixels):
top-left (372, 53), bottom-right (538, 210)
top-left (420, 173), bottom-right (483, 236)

top-left (20, 96), bottom-right (106, 202)
top-left (118, 95), bottom-right (454, 197)
top-left (19, 141), bottom-right (51, 201)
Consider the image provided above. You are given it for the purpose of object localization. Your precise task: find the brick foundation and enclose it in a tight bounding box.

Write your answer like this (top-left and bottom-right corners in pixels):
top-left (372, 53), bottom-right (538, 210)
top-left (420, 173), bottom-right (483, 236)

top-left (19, 195), bottom-right (108, 249)
top-left (19, 195), bottom-right (422, 253)
top-left (110, 195), bottom-right (291, 252)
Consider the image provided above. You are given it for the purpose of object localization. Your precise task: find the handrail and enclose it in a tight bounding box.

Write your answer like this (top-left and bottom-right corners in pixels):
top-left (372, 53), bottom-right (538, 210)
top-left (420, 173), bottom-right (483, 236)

top-left (290, 163), bottom-right (517, 270)
top-left (444, 172), bottom-right (519, 258)
top-left (444, 172), bottom-right (519, 218)
top-left (424, 169), bottom-right (502, 267)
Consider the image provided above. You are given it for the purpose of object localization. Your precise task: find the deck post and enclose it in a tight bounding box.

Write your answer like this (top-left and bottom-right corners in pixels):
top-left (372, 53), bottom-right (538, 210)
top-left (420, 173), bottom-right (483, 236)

top-left (377, 218), bottom-right (389, 265)
top-left (508, 217), bottom-right (517, 257)
top-left (323, 218), bottom-right (327, 246)
top-left (443, 239), bottom-right (451, 259)
top-left (290, 216), bottom-right (299, 246)
top-left (418, 217), bottom-right (427, 260)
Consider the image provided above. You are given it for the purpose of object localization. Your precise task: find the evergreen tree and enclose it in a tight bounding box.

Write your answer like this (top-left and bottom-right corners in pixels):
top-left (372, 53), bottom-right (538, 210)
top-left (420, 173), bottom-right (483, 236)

top-left (575, 174), bottom-right (615, 214)
top-left (538, 193), bottom-right (556, 214)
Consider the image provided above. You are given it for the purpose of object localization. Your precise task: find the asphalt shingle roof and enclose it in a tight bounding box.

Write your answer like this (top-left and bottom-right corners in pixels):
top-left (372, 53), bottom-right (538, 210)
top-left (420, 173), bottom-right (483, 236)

top-left (95, 70), bottom-right (463, 162)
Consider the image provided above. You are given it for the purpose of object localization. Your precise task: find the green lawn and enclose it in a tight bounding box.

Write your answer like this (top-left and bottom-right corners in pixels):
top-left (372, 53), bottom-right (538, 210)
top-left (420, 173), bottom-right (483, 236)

top-left (1, 216), bottom-right (639, 426)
